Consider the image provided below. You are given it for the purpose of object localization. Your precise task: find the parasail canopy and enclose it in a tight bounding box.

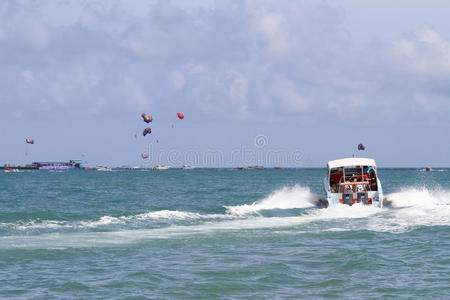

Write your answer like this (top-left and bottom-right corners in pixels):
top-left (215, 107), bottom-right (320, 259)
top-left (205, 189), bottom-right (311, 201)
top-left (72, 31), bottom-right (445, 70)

top-left (141, 113), bottom-right (152, 123)
top-left (142, 127), bottom-right (152, 136)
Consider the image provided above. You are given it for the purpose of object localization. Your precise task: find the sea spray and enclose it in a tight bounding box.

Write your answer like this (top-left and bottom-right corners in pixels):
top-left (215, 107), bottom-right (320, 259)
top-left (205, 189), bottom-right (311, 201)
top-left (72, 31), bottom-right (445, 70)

top-left (224, 185), bottom-right (318, 215)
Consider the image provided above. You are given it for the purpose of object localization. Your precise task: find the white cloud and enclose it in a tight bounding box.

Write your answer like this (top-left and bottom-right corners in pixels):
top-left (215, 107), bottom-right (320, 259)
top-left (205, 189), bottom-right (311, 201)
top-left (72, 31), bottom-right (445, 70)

top-left (417, 27), bottom-right (441, 44)
top-left (1, 0), bottom-right (449, 125)
top-left (392, 27), bottom-right (450, 74)
top-left (271, 78), bottom-right (310, 111)
top-left (256, 12), bottom-right (290, 55)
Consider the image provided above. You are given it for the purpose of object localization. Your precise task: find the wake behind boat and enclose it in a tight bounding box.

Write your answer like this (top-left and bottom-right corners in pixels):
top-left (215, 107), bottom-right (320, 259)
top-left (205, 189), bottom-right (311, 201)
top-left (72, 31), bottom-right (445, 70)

top-left (322, 158), bottom-right (384, 208)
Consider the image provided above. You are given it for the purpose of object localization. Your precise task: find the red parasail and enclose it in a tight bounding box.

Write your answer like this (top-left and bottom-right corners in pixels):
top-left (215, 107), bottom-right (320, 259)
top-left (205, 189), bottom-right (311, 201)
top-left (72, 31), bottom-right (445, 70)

top-left (177, 112), bottom-right (184, 120)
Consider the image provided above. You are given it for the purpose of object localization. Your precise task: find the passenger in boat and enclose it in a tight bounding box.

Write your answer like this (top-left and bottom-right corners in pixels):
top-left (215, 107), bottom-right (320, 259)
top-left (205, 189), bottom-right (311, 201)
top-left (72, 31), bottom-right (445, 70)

top-left (370, 181), bottom-right (377, 191)
top-left (330, 179), bottom-right (338, 193)
top-left (350, 177), bottom-right (362, 192)
top-left (345, 178), bottom-right (354, 192)
top-left (355, 179), bottom-right (365, 192)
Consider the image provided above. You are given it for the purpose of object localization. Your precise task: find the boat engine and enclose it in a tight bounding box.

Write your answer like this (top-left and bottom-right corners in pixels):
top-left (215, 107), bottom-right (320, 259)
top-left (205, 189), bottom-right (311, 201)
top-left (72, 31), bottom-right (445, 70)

top-left (357, 192), bottom-right (369, 204)
top-left (343, 190), bottom-right (354, 205)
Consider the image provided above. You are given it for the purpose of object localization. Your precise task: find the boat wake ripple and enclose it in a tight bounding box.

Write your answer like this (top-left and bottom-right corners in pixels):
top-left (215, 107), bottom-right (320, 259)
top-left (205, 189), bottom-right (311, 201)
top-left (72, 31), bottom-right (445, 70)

top-left (1, 186), bottom-right (449, 249)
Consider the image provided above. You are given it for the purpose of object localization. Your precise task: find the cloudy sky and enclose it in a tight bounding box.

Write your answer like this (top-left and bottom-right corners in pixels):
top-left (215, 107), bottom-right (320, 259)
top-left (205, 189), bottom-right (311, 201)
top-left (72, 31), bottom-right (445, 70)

top-left (1, 0), bottom-right (450, 167)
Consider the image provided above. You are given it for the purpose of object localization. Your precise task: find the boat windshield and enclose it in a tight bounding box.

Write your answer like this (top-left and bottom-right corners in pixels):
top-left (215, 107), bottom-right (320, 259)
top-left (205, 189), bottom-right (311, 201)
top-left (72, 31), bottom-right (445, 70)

top-left (329, 165), bottom-right (377, 192)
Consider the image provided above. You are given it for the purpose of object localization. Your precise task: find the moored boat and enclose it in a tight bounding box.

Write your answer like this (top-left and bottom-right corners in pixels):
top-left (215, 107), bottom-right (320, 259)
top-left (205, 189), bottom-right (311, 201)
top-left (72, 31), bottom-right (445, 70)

top-left (322, 158), bottom-right (383, 207)
top-left (96, 165), bottom-right (112, 171)
top-left (181, 165), bottom-right (195, 170)
top-left (153, 165), bottom-right (171, 170)
top-left (248, 166), bottom-right (264, 170)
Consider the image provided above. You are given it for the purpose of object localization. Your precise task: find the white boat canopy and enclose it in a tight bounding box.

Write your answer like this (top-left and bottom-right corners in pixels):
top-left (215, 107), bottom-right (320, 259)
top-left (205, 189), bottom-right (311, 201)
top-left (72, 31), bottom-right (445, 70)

top-left (327, 158), bottom-right (376, 169)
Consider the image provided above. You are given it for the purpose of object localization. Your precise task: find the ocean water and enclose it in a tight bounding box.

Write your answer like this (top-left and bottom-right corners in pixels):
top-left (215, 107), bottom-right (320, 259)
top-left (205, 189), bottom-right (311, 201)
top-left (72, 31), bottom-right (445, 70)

top-left (0, 168), bottom-right (449, 299)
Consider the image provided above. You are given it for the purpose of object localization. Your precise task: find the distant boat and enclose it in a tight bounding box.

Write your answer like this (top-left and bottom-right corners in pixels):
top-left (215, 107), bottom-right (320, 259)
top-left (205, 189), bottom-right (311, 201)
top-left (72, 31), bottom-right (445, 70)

top-left (4, 167), bottom-right (19, 173)
top-left (116, 165), bottom-right (132, 170)
top-left (233, 167), bottom-right (244, 170)
top-left (153, 165), bottom-right (171, 170)
top-left (96, 165), bottom-right (112, 171)
top-left (274, 167), bottom-right (286, 170)
top-left (181, 165), bottom-right (195, 170)
top-left (248, 166), bottom-right (264, 170)
top-left (425, 166), bottom-right (432, 171)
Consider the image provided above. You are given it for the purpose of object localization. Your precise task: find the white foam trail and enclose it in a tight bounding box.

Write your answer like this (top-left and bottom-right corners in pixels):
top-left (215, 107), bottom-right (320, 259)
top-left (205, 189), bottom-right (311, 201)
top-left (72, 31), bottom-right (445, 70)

top-left (0, 204), bottom-right (384, 249)
top-left (368, 187), bottom-right (450, 232)
top-left (13, 220), bottom-right (71, 230)
top-left (1, 210), bottom-right (231, 230)
top-left (79, 210), bottom-right (227, 228)
top-left (224, 185), bottom-right (317, 215)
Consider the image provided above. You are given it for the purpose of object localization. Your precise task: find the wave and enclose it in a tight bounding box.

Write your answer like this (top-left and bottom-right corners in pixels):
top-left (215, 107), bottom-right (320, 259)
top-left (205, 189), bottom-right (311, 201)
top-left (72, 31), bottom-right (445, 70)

top-left (368, 187), bottom-right (450, 232)
top-left (224, 185), bottom-right (318, 215)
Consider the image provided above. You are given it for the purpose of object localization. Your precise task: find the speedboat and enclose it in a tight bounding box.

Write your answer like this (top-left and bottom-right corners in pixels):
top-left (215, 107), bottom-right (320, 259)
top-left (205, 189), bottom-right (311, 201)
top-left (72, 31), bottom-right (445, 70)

top-left (322, 158), bottom-right (383, 207)
top-left (153, 165), bottom-right (171, 170)
top-left (4, 167), bottom-right (19, 172)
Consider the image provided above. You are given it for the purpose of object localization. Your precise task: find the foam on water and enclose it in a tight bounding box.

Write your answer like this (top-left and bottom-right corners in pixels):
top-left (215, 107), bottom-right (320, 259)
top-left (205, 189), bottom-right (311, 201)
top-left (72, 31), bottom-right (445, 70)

top-left (79, 210), bottom-right (229, 228)
top-left (0, 210), bottom-right (229, 230)
top-left (368, 187), bottom-right (450, 232)
top-left (224, 185), bottom-right (317, 215)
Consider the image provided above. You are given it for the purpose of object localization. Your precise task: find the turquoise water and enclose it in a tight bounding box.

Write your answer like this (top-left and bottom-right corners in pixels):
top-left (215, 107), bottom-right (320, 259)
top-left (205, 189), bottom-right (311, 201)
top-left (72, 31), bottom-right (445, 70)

top-left (1, 168), bottom-right (449, 299)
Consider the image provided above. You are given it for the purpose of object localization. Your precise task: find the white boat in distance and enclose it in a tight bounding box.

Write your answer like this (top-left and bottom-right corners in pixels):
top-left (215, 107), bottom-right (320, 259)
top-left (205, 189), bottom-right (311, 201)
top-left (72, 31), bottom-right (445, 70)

top-left (153, 165), bottom-right (171, 170)
top-left (181, 165), bottom-right (195, 170)
top-left (96, 165), bottom-right (112, 171)
top-left (322, 158), bottom-right (384, 208)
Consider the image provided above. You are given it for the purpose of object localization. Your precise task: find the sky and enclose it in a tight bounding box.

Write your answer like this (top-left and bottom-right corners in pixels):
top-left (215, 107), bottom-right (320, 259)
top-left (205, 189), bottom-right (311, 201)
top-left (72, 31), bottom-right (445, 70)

top-left (1, 0), bottom-right (450, 167)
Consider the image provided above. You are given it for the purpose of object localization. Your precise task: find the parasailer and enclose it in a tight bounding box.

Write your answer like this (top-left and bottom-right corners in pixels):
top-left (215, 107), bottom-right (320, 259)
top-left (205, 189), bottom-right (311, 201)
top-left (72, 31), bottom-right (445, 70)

top-left (142, 127), bottom-right (152, 136)
top-left (141, 113), bottom-right (152, 123)
top-left (141, 153), bottom-right (149, 159)
top-left (358, 143), bottom-right (365, 151)
top-left (177, 112), bottom-right (184, 120)
top-left (26, 138), bottom-right (34, 144)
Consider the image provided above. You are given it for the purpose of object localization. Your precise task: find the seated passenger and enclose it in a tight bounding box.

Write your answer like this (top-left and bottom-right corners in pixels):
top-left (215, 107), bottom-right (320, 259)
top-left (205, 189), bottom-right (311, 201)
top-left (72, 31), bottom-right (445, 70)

top-left (345, 180), bottom-right (354, 191)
